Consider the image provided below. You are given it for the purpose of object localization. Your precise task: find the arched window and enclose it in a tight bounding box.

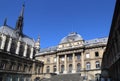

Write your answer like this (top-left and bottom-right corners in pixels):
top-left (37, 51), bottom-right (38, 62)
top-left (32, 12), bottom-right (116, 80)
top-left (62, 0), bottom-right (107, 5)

top-left (19, 42), bottom-right (24, 56)
top-left (53, 65), bottom-right (56, 72)
top-left (61, 65), bottom-right (64, 73)
top-left (96, 61), bottom-right (100, 69)
top-left (26, 46), bottom-right (31, 58)
top-left (77, 63), bottom-right (81, 72)
top-left (86, 62), bottom-right (91, 70)
top-left (69, 64), bottom-right (72, 73)
top-left (46, 66), bottom-right (50, 73)
top-left (10, 39), bottom-right (17, 54)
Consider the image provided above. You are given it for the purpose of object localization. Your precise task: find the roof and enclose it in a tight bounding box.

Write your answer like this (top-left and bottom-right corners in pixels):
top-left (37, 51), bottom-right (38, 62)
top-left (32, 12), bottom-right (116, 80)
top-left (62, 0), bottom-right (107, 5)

top-left (36, 37), bottom-right (108, 56)
top-left (60, 32), bottom-right (83, 44)
top-left (0, 25), bottom-right (35, 46)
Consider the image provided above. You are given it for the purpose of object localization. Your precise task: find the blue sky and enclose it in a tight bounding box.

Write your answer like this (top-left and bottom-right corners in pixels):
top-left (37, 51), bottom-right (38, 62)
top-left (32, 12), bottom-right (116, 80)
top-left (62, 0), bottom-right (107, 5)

top-left (0, 0), bottom-right (116, 48)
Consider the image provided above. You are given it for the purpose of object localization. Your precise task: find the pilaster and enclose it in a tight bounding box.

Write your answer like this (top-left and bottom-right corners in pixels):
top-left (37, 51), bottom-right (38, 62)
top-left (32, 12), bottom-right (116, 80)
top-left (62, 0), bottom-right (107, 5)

top-left (56, 55), bottom-right (59, 74)
top-left (1, 35), bottom-right (6, 49)
top-left (64, 54), bottom-right (67, 74)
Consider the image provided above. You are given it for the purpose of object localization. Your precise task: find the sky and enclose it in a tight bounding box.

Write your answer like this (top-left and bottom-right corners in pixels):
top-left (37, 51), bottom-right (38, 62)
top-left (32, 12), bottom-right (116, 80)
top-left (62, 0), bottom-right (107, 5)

top-left (0, 0), bottom-right (116, 48)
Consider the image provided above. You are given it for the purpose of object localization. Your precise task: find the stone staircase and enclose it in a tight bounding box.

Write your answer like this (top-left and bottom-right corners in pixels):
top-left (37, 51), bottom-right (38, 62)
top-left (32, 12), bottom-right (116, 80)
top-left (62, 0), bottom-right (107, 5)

top-left (40, 73), bottom-right (83, 81)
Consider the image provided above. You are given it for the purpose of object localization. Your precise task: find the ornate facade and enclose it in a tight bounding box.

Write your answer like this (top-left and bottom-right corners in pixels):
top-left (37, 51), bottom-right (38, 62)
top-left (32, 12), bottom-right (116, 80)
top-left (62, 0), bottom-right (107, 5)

top-left (0, 4), bottom-right (43, 81)
top-left (101, 0), bottom-right (120, 81)
top-left (36, 32), bottom-right (108, 81)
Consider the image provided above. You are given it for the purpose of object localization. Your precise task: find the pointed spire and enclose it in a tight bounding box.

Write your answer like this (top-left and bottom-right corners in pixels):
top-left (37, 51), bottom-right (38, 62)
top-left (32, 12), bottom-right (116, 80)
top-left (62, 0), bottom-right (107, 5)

top-left (35, 35), bottom-right (40, 53)
top-left (15, 3), bottom-right (25, 36)
top-left (3, 18), bottom-right (7, 26)
top-left (20, 3), bottom-right (25, 17)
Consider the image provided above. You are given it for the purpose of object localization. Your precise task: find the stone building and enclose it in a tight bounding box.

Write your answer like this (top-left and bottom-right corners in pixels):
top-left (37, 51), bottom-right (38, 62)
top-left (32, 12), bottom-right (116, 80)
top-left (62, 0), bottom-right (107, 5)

top-left (0, 4), bottom-right (43, 81)
top-left (101, 0), bottom-right (120, 81)
top-left (36, 32), bottom-right (108, 81)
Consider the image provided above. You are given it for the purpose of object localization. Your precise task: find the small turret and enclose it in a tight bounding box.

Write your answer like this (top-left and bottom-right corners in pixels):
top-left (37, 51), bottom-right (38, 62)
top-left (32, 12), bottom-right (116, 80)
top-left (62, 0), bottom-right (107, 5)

top-left (35, 35), bottom-right (40, 53)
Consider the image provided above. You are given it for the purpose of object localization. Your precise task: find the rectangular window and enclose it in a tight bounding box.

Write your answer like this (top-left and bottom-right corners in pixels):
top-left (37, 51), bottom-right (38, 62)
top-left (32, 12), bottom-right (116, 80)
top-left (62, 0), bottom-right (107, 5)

top-left (76, 53), bottom-right (81, 60)
top-left (47, 58), bottom-right (50, 63)
top-left (68, 55), bottom-right (72, 61)
top-left (86, 53), bottom-right (90, 58)
top-left (95, 52), bottom-right (99, 57)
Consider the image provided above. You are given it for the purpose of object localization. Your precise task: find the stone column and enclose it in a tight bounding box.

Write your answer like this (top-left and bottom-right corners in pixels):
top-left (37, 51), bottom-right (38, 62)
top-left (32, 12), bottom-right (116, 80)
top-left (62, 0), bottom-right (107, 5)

top-left (1, 35), bottom-right (6, 50)
top-left (23, 44), bottom-right (28, 57)
top-left (64, 54), bottom-right (67, 74)
top-left (7, 37), bottom-right (12, 52)
top-left (56, 55), bottom-right (59, 74)
top-left (72, 53), bottom-right (76, 73)
top-left (16, 41), bottom-right (20, 54)
top-left (30, 47), bottom-right (33, 59)
top-left (81, 52), bottom-right (85, 70)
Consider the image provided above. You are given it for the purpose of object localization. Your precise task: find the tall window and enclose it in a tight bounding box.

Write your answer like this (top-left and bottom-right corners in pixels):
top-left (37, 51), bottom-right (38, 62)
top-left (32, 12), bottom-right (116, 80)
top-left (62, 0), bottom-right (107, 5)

top-left (61, 56), bottom-right (64, 61)
top-left (10, 39), bottom-right (17, 54)
top-left (86, 53), bottom-right (90, 58)
top-left (9, 63), bottom-right (14, 70)
top-left (95, 52), bottom-right (99, 57)
top-left (77, 63), bottom-right (81, 72)
top-left (61, 65), bottom-right (64, 73)
top-left (69, 64), bottom-right (72, 73)
top-left (86, 62), bottom-right (91, 70)
top-left (53, 65), bottom-right (56, 72)
top-left (76, 53), bottom-right (81, 60)
top-left (26, 46), bottom-right (31, 58)
top-left (96, 61), bottom-right (100, 69)
top-left (0, 61), bottom-right (6, 69)
top-left (68, 55), bottom-right (72, 61)
top-left (46, 66), bottom-right (50, 73)
top-left (19, 43), bottom-right (24, 56)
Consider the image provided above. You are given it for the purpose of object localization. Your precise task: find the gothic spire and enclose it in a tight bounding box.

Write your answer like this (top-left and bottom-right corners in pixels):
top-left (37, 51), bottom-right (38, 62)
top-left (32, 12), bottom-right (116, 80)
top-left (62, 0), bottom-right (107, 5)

top-left (20, 4), bottom-right (25, 17)
top-left (15, 4), bottom-right (25, 36)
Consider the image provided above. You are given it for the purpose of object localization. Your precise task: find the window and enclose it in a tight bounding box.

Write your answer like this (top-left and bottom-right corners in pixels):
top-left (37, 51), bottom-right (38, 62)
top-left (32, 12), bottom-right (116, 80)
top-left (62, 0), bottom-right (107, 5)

top-left (86, 62), bottom-right (90, 70)
top-left (53, 65), bottom-right (56, 72)
top-left (61, 65), bottom-right (64, 73)
top-left (0, 61), bottom-right (6, 69)
top-left (61, 56), bottom-right (64, 61)
top-left (68, 55), bottom-right (72, 61)
top-left (95, 52), bottom-right (99, 57)
top-left (26, 46), bottom-right (31, 58)
top-left (9, 63), bottom-right (14, 70)
top-left (86, 53), bottom-right (90, 58)
top-left (19, 43), bottom-right (24, 56)
top-left (17, 64), bottom-right (21, 71)
top-left (96, 61), bottom-right (100, 69)
top-left (47, 58), bottom-right (50, 63)
top-left (76, 53), bottom-right (81, 60)
top-left (46, 66), bottom-right (50, 73)
top-left (69, 64), bottom-right (72, 73)
top-left (10, 39), bottom-right (17, 54)
top-left (77, 63), bottom-right (81, 72)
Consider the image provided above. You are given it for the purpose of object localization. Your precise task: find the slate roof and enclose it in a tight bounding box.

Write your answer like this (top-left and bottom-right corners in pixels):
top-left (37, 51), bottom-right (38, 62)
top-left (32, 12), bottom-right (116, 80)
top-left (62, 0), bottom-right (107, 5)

top-left (0, 25), bottom-right (35, 46)
top-left (41, 74), bottom-right (83, 81)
